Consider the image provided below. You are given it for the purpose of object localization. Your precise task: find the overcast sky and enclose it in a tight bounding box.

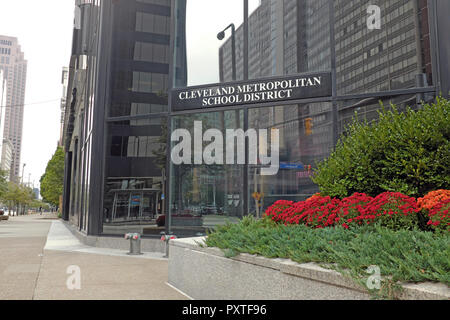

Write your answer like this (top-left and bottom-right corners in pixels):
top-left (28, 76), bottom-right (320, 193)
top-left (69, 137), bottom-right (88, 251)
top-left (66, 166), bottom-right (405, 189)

top-left (186, 0), bottom-right (260, 86)
top-left (0, 0), bottom-right (74, 189)
top-left (0, 0), bottom-right (259, 191)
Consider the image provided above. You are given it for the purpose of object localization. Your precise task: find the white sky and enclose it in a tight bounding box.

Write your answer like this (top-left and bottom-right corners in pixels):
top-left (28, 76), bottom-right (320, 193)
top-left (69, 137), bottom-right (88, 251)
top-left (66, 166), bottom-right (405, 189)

top-left (0, 0), bottom-right (74, 189)
top-left (0, 0), bottom-right (259, 190)
top-left (186, 0), bottom-right (260, 86)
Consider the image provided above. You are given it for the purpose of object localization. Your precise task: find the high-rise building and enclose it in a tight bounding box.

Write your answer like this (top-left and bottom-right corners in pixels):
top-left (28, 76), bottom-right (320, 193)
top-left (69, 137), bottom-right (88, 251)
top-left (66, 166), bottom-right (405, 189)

top-left (0, 70), bottom-right (13, 177)
top-left (62, 0), bottom-right (186, 236)
top-left (0, 36), bottom-right (28, 182)
top-left (217, 0), bottom-right (442, 213)
top-left (59, 67), bottom-right (69, 147)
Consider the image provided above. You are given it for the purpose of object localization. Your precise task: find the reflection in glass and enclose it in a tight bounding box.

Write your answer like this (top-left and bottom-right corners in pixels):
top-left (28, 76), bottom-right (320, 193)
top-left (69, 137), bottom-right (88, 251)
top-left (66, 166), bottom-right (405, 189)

top-left (102, 119), bottom-right (166, 236)
top-left (168, 0), bottom-right (436, 234)
top-left (169, 111), bottom-right (244, 236)
top-left (248, 102), bottom-right (333, 214)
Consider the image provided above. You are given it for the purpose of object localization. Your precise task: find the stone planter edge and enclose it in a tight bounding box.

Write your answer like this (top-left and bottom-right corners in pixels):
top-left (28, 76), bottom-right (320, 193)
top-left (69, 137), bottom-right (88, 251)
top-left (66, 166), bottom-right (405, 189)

top-left (169, 236), bottom-right (450, 300)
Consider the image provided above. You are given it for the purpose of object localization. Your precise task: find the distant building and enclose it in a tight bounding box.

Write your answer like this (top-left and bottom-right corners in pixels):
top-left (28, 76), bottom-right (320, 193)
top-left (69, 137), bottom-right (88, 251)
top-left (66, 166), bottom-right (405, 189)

top-left (0, 140), bottom-right (13, 178)
top-left (59, 67), bottom-right (69, 147)
top-left (33, 188), bottom-right (40, 200)
top-left (0, 36), bottom-right (28, 182)
top-left (0, 70), bottom-right (13, 178)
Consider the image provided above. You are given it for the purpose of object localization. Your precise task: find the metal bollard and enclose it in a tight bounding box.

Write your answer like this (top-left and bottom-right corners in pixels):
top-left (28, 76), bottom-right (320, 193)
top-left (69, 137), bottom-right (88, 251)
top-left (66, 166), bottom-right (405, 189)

top-left (160, 232), bottom-right (177, 258)
top-left (124, 233), bottom-right (143, 255)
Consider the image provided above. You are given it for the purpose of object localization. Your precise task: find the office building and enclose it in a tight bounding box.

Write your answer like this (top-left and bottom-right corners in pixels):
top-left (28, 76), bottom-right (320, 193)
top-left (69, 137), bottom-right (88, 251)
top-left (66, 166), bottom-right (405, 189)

top-left (63, 0), bottom-right (449, 239)
top-left (216, 0), bottom-right (438, 212)
top-left (62, 0), bottom-right (184, 236)
top-left (0, 70), bottom-right (13, 176)
top-left (0, 36), bottom-right (27, 181)
top-left (59, 67), bottom-right (69, 147)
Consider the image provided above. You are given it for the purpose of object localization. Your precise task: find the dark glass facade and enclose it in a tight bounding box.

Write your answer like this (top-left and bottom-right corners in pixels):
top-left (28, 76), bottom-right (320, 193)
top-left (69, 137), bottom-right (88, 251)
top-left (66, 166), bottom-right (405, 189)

top-left (63, 0), bottom-right (183, 236)
top-left (167, 0), bottom-right (447, 236)
top-left (101, 0), bottom-right (172, 236)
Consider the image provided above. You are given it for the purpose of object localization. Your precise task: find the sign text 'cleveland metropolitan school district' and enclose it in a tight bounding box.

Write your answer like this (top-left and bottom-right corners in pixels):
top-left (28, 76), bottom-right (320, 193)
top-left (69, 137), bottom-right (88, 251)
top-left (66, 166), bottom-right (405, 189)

top-left (171, 72), bottom-right (332, 111)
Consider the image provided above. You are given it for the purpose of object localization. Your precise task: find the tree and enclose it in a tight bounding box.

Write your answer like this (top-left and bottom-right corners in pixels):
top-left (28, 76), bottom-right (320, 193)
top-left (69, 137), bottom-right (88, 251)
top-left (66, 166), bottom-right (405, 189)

top-left (0, 169), bottom-right (8, 200)
top-left (40, 147), bottom-right (65, 207)
top-left (2, 182), bottom-right (34, 216)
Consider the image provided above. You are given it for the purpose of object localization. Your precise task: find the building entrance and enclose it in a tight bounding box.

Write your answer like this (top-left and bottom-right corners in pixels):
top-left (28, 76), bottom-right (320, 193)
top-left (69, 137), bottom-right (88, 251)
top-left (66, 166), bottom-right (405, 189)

top-left (110, 190), bottom-right (161, 222)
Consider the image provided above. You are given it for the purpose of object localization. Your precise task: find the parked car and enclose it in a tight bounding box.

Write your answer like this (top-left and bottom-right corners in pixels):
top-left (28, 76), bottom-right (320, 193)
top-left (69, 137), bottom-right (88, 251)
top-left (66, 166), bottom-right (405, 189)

top-left (0, 208), bottom-right (4, 216)
top-left (201, 205), bottom-right (218, 215)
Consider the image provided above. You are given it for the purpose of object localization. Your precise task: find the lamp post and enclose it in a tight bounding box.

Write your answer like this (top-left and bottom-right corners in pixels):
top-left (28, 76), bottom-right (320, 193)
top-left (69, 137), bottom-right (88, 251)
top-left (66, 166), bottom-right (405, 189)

top-left (217, 23), bottom-right (236, 81)
top-left (217, 23), bottom-right (237, 216)
top-left (21, 163), bottom-right (26, 185)
top-left (217, 2), bottom-right (249, 217)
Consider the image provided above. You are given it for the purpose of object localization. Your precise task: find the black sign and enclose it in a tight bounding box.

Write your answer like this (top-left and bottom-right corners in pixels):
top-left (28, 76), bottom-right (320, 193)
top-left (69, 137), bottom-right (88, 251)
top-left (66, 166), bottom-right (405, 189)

top-left (171, 72), bottom-right (332, 111)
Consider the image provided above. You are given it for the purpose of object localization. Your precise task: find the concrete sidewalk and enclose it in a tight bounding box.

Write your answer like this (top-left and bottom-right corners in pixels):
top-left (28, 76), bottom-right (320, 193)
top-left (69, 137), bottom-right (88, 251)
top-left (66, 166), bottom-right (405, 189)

top-left (0, 214), bottom-right (189, 300)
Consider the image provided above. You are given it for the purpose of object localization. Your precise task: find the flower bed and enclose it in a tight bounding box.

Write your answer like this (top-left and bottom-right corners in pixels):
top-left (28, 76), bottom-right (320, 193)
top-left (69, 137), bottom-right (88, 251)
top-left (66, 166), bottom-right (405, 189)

top-left (427, 198), bottom-right (450, 233)
top-left (265, 191), bottom-right (449, 233)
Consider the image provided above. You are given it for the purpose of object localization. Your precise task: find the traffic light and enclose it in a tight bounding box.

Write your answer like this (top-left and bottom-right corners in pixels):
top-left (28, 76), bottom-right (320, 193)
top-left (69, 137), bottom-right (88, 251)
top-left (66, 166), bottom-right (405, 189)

top-left (305, 118), bottom-right (313, 136)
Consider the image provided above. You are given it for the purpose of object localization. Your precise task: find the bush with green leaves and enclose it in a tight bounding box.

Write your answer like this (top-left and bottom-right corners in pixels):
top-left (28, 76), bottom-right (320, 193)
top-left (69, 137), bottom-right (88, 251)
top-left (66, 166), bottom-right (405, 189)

top-left (40, 147), bottom-right (64, 207)
top-left (313, 97), bottom-right (450, 198)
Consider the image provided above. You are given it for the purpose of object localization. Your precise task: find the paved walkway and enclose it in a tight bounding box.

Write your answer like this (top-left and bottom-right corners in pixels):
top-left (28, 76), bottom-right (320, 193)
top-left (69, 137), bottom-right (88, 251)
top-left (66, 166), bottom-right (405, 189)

top-left (0, 213), bottom-right (189, 300)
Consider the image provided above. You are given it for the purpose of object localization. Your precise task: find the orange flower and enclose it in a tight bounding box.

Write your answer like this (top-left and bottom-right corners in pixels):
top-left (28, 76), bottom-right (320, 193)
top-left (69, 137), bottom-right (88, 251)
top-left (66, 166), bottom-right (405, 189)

top-left (306, 193), bottom-right (322, 201)
top-left (417, 190), bottom-right (450, 211)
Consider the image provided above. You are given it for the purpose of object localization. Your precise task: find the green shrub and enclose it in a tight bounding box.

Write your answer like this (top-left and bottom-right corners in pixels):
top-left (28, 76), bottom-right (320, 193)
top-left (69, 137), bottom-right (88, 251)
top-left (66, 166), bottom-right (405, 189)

top-left (313, 97), bottom-right (450, 198)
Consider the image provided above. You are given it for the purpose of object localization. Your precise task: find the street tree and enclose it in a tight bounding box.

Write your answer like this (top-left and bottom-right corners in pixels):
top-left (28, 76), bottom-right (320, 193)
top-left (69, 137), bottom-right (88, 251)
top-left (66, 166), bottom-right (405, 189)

top-left (2, 182), bottom-right (34, 216)
top-left (40, 147), bottom-right (64, 207)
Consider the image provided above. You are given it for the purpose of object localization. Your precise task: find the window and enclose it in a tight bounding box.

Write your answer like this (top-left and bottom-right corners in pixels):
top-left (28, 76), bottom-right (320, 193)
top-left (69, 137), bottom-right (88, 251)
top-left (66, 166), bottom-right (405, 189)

top-left (136, 12), bottom-right (170, 35)
top-left (132, 72), bottom-right (168, 94)
top-left (134, 42), bottom-right (169, 64)
top-left (137, 0), bottom-right (170, 5)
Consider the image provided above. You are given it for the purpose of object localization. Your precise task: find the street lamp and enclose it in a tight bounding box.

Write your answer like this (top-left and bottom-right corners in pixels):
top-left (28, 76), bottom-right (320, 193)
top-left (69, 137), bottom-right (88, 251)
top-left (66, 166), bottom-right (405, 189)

top-left (217, 23), bottom-right (236, 81)
top-left (21, 163), bottom-right (26, 185)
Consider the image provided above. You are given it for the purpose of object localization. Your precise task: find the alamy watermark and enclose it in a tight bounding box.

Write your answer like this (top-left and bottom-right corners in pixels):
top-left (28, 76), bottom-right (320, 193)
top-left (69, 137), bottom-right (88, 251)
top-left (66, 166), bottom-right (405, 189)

top-left (367, 5), bottom-right (381, 30)
top-left (66, 265), bottom-right (81, 290)
top-left (171, 121), bottom-right (280, 176)
top-left (366, 265), bottom-right (381, 290)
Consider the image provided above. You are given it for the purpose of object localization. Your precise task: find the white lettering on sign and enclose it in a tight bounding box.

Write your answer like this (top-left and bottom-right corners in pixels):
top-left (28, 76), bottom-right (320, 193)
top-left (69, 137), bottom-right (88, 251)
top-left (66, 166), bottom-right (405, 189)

top-left (171, 121), bottom-right (280, 176)
top-left (177, 76), bottom-right (323, 107)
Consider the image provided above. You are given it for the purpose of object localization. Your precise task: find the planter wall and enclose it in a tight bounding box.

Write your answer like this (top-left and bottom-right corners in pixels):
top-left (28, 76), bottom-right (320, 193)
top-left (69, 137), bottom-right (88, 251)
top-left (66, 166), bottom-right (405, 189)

top-left (168, 237), bottom-right (450, 300)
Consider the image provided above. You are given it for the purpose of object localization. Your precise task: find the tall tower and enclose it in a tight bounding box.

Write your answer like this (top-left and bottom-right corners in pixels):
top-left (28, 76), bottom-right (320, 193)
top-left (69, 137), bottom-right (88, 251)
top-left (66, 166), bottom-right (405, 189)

top-left (0, 36), bottom-right (28, 182)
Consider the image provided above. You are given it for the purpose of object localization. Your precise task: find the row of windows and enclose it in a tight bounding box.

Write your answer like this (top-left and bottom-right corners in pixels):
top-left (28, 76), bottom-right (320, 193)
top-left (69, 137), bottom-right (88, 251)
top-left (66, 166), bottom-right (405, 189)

top-left (110, 103), bottom-right (167, 118)
top-left (134, 41), bottom-right (169, 64)
top-left (110, 135), bottom-right (162, 158)
top-left (137, 0), bottom-right (170, 6)
top-left (0, 40), bottom-right (12, 46)
top-left (132, 71), bottom-right (168, 94)
top-left (0, 47), bottom-right (11, 55)
top-left (135, 12), bottom-right (170, 35)
top-left (0, 56), bottom-right (10, 64)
